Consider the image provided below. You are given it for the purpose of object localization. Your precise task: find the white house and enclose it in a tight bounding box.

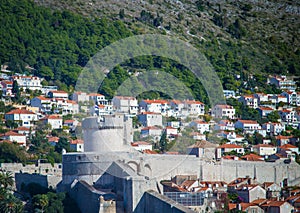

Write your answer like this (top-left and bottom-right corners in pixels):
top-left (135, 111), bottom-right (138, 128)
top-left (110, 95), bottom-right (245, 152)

top-left (279, 144), bottom-right (299, 155)
top-left (31, 96), bottom-right (52, 113)
top-left (281, 91), bottom-right (300, 106)
top-left (234, 120), bottom-right (261, 131)
top-left (279, 109), bottom-right (296, 123)
top-left (70, 139), bottom-right (84, 152)
top-left (268, 75), bottom-right (296, 91)
top-left (165, 126), bottom-right (178, 139)
top-left (235, 185), bottom-right (266, 203)
top-left (91, 104), bottom-right (113, 116)
top-left (131, 141), bottom-right (152, 151)
top-left (217, 131), bottom-right (244, 143)
top-left (72, 91), bottom-right (89, 103)
top-left (254, 93), bottom-right (269, 104)
top-left (183, 100), bottom-right (205, 116)
top-left (257, 107), bottom-right (274, 117)
top-left (5, 109), bottom-right (38, 127)
top-left (11, 75), bottom-right (42, 91)
top-left (48, 90), bottom-right (68, 100)
top-left (0, 131), bottom-right (27, 146)
top-left (139, 99), bottom-right (169, 114)
top-left (89, 93), bottom-right (108, 105)
top-left (212, 104), bottom-right (235, 119)
top-left (189, 120), bottom-right (210, 134)
top-left (253, 144), bottom-right (277, 156)
top-left (239, 95), bottom-right (258, 109)
top-left (112, 96), bottom-right (139, 115)
top-left (187, 140), bottom-right (218, 159)
top-left (262, 122), bottom-right (285, 135)
top-left (214, 120), bottom-right (235, 131)
top-left (138, 112), bottom-right (163, 127)
top-left (1, 80), bottom-right (13, 97)
top-left (216, 144), bottom-right (244, 159)
top-left (223, 90), bottom-right (236, 98)
top-left (40, 115), bottom-right (63, 129)
top-left (140, 126), bottom-right (162, 141)
top-left (169, 100), bottom-right (185, 115)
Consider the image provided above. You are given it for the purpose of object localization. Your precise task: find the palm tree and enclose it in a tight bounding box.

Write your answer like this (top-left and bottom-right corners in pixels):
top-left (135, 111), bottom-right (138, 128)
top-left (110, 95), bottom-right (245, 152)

top-left (33, 194), bottom-right (48, 213)
top-left (0, 171), bottom-right (14, 189)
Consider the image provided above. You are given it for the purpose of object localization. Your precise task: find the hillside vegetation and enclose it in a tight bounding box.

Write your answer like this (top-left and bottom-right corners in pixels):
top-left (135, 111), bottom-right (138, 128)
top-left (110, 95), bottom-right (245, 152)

top-left (1, 0), bottom-right (299, 100)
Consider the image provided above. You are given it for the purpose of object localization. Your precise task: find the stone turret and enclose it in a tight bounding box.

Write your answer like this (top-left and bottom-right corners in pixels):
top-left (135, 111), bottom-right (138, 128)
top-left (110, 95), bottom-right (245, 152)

top-left (82, 114), bottom-right (133, 152)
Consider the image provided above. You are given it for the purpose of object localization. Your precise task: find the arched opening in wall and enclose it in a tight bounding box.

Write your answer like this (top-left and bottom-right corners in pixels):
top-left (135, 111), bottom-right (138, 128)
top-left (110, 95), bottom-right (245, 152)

top-left (144, 164), bottom-right (152, 177)
top-left (127, 161), bottom-right (139, 173)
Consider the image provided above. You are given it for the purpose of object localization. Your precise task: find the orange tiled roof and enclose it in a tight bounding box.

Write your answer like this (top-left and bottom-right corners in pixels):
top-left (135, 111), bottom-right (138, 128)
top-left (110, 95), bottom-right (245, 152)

top-left (70, 139), bottom-right (83, 144)
top-left (6, 109), bottom-right (35, 115)
top-left (218, 144), bottom-right (242, 149)
top-left (237, 120), bottom-right (258, 124)
top-left (241, 153), bottom-right (263, 161)
top-left (131, 141), bottom-right (151, 146)
top-left (279, 144), bottom-right (297, 149)
top-left (184, 100), bottom-right (204, 105)
top-left (143, 149), bottom-right (158, 154)
top-left (143, 99), bottom-right (168, 104)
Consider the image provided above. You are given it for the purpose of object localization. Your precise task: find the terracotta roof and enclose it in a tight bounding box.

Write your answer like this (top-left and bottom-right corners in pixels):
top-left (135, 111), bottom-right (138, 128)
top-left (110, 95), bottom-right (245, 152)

top-left (275, 135), bottom-right (292, 140)
top-left (64, 120), bottom-right (75, 124)
top-left (218, 144), bottom-right (242, 149)
top-left (250, 199), bottom-right (268, 205)
top-left (181, 180), bottom-right (197, 189)
top-left (222, 155), bottom-right (241, 160)
top-left (89, 93), bottom-right (104, 96)
top-left (279, 144), bottom-right (297, 149)
top-left (237, 120), bottom-right (258, 124)
top-left (35, 96), bottom-right (50, 101)
top-left (70, 139), bottom-right (83, 144)
top-left (140, 112), bottom-right (161, 115)
top-left (48, 137), bottom-right (59, 142)
top-left (67, 100), bottom-right (77, 104)
top-left (261, 201), bottom-right (286, 207)
top-left (258, 107), bottom-right (273, 111)
top-left (143, 99), bottom-right (168, 104)
top-left (113, 96), bottom-right (135, 100)
top-left (262, 182), bottom-right (275, 188)
top-left (240, 202), bottom-right (255, 211)
top-left (1, 131), bottom-right (24, 137)
top-left (215, 104), bottom-right (234, 109)
top-left (131, 141), bottom-right (151, 146)
top-left (143, 149), bottom-right (158, 154)
top-left (253, 144), bottom-right (275, 148)
top-left (51, 90), bottom-right (68, 94)
top-left (184, 100), bottom-right (204, 105)
top-left (141, 126), bottom-right (161, 131)
top-left (165, 126), bottom-right (177, 130)
top-left (14, 126), bottom-right (30, 131)
top-left (41, 114), bottom-right (61, 120)
top-left (241, 153), bottom-right (263, 161)
top-left (228, 203), bottom-right (237, 211)
top-left (171, 100), bottom-right (183, 104)
top-left (193, 120), bottom-right (208, 124)
top-left (6, 109), bottom-right (35, 115)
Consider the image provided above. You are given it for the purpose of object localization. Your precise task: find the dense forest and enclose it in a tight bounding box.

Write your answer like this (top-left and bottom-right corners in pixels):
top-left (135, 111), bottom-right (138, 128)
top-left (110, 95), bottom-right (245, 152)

top-left (0, 0), bottom-right (299, 104)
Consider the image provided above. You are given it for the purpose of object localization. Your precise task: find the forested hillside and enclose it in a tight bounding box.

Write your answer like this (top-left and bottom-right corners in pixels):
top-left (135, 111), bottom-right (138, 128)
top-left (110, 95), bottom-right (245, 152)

top-left (0, 0), bottom-right (299, 102)
top-left (0, 0), bottom-right (131, 90)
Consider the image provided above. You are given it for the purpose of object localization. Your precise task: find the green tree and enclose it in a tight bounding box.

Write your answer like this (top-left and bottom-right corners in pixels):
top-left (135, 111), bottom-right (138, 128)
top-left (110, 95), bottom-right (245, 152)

top-left (267, 111), bottom-right (280, 122)
top-left (55, 137), bottom-right (69, 153)
top-left (33, 194), bottom-right (49, 212)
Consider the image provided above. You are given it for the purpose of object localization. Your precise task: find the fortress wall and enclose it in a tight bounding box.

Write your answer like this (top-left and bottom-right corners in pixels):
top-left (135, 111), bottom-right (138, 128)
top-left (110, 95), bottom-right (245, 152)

top-left (62, 153), bottom-right (300, 189)
top-left (201, 160), bottom-right (300, 185)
